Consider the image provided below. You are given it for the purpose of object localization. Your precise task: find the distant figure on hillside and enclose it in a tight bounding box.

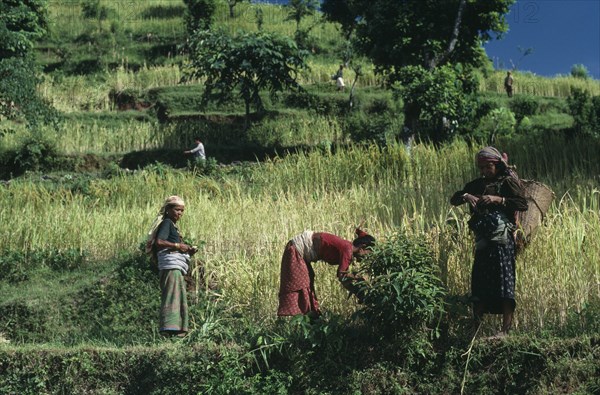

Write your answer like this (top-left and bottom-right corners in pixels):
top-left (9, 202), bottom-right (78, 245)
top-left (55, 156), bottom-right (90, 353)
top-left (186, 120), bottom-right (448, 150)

top-left (277, 228), bottom-right (375, 318)
top-left (504, 71), bottom-right (514, 97)
top-left (450, 147), bottom-right (527, 339)
top-left (184, 137), bottom-right (206, 165)
top-left (145, 195), bottom-right (198, 338)
top-left (333, 64), bottom-right (345, 91)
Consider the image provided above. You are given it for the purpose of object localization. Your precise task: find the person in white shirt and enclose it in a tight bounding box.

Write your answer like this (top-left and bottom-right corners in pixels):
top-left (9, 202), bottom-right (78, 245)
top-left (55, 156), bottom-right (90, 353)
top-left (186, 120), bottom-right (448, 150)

top-left (184, 137), bottom-right (206, 164)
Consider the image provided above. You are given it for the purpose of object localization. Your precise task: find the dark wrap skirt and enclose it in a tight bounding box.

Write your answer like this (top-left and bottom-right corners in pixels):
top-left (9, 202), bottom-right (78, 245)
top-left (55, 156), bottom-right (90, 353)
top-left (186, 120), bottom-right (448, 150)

top-left (469, 210), bottom-right (517, 314)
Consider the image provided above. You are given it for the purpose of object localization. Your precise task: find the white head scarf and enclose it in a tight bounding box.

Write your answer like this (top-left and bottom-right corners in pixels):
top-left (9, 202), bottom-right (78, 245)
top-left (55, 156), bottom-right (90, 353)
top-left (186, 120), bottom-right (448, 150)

top-left (145, 195), bottom-right (185, 255)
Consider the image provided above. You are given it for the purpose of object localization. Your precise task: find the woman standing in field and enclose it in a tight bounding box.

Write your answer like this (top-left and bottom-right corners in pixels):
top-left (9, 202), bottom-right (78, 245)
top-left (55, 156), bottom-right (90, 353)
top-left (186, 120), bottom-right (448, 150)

top-left (146, 195), bottom-right (198, 337)
top-left (277, 228), bottom-right (375, 317)
top-left (450, 147), bottom-right (527, 337)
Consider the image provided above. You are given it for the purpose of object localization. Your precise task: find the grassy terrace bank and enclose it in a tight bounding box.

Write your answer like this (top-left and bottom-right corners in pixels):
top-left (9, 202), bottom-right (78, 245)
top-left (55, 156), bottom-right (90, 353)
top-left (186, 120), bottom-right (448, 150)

top-left (1, 336), bottom-right (598, 394)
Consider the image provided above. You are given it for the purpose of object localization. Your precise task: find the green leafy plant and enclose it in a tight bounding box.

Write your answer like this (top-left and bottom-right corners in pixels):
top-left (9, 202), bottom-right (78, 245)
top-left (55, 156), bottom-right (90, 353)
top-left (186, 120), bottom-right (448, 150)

top-left (477, 107), bottom-right (516, 143)
top-left (183, 0), bottom-right (217, 33)
top-left (395, 65), bottom-right (472, 142)
top-left (570, 64), bottom-right (590, 80)
top-left (510, 94), bottom-right (539, 124)
top-left (355, 232), bottom-right (446, 338)
top-left (567, 88), bottom-right (600, 137)
top-left (13, 134), bottom-right (59, 172)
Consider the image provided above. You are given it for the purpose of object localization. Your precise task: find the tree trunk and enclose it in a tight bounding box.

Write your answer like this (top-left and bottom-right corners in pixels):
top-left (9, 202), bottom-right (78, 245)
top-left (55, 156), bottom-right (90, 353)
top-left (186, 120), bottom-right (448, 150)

top-left (428, 0), bottom-right (466, 70)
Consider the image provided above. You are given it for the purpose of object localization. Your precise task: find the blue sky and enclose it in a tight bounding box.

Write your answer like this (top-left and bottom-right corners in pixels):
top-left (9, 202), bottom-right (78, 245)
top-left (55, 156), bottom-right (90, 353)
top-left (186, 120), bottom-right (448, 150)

top-left (484, 0), bottom-right (600, 79)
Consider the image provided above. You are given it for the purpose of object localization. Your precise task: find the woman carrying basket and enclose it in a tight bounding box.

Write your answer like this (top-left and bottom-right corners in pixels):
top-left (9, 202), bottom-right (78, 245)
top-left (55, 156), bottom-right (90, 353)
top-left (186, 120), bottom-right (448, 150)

top-left (450, 147), bottom-right (527, 337)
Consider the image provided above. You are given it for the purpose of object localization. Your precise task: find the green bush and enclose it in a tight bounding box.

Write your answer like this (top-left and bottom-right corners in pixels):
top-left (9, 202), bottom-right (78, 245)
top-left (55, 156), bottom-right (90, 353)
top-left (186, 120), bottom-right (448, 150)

top-left (344, 112), bottom-right (402, 144)
top-left (0, 248), bottom-right (87, 283)
top-left (355, 232), bottom-right (446, 338)
top-left (13, 134), bottom-right (60, 173)
top-left (567, 88), bottom-right (600, 137)
top-left (570, 64), bottom-right (590, 80)
top-left (81, 0), bottom-right (113, 20)
top-left (510, 94), bottom-right (539, 124)
top-left (476, 107), bottom-right (516, 142)
top-left (0, 251), bottom-right (30, 283)
top-left (283, 90), bottom-right (348, 116)
top-left (67, 253), bottom-right (160, 344)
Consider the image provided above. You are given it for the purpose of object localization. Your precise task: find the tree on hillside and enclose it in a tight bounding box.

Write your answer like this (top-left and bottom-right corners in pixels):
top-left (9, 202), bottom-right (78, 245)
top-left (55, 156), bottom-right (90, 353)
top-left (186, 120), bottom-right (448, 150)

top-left (183, 0), bottom-right (216, 33)
top-left (322, 0), bottom-right (514, 142)
top-left (185, 30), bottom-right (308, 128)
top-left (0, 0), bottom-right (57, 132)
top-left (325, 0), bottom-right (514, 75)
top-left (226, 0), bottom-right (250, 19)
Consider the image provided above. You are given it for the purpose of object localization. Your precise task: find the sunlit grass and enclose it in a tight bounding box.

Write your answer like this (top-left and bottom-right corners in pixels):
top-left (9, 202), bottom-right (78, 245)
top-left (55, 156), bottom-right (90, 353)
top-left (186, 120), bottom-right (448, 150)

top-left (1, 141), bottom-right (598, 331)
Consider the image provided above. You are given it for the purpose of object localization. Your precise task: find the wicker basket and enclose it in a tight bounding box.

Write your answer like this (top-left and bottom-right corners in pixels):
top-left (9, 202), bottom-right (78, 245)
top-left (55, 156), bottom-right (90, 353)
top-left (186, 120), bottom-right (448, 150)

top-left (516, 180), bottom-right (554, 249)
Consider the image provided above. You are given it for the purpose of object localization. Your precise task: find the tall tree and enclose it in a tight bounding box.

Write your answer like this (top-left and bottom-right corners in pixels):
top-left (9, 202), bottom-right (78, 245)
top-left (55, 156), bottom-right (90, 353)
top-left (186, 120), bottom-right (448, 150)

top-left (0, 0), bottom-right (57, 131)
top-left (185, 30), bottom-right (308, 127)
top-left (323, 0), bottom-right (514, 76)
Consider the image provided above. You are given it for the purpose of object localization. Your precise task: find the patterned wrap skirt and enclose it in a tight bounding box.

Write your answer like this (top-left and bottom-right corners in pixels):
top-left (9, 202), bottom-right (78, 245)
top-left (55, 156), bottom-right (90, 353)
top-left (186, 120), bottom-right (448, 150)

top-left (471, 235), bottom-right (517, 314)
top-left (277, 241), bottom-right (320, 316)
top-left (159, 269), bottom-right (189, 334)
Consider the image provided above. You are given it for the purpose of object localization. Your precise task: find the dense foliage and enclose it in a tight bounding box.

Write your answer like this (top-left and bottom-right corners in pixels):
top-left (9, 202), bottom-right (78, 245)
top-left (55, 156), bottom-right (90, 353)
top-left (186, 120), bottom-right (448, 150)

top-left (183, 0), bottom-right (217, 33)
top-left (355, 232), bottom-right (446, 351)
top-left (0, 0), bottom-right (57, 131)
top-left (323, 0), bottom-right (515, 74)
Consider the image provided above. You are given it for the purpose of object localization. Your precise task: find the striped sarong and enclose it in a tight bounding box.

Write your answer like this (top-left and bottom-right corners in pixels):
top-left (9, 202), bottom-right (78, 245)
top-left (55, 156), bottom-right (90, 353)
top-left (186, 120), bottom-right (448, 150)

top-left (159, 269), bottom-right (189, 334)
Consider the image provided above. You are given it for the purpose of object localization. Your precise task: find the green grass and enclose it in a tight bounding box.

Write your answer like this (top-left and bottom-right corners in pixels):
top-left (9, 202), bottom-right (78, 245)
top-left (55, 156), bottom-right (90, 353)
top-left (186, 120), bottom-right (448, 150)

top-left (1, 139), bottom-right (599, 334)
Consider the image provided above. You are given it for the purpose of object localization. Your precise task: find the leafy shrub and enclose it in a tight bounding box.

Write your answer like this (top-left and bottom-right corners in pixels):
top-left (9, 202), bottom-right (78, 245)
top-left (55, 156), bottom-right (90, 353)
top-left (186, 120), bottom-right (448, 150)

top-left (568, 88), bottom-right (600, 137)
top-left (477, 107), bottom-right (516, 142)
top-left (283, 90), bottom-right (347, 116)
top-left (355, 232), bottom-right (446, 337)
top-left (187, 157), bottom-right (220, 177)
top-left (0, 249), bottom-right (88, 283)
top-left (0, 250), bottom-right (29, 282)
top-left (509, 94), bottom-right (539, 124)
top-left (40, 248), bottom-right (88, 271)
top-left (472, 96), bottom-right (502, 120)
top-left (13, 134), bottom-right (59, 173)
top-left (183, 0), bottom-right (217, 33)
top-left (67, 253), bottom-right (160, 344)
top-left (344, 112), bottom-right (403, 144)
top-left (396, 65), bottom-right (471, 143)
top-left (0, 301), bottom-right (50, 342)
top-left (570, 64), bottom-right (590, 80)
